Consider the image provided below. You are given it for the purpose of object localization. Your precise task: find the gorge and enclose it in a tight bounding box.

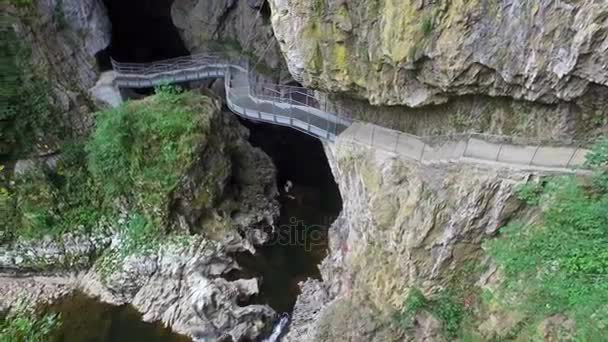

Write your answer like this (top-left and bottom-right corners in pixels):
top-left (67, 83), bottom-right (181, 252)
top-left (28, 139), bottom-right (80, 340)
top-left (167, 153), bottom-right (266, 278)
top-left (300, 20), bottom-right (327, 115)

top-left (2, 0), bottom-right (607, 342)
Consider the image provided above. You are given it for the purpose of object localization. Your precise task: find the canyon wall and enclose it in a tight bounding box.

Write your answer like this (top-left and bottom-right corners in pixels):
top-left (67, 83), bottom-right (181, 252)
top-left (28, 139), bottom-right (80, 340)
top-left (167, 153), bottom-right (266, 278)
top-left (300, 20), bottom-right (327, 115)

top-left (268, 0), bottom-right (608, 140)
top-left (4, 0), bottom-right (111, 157)
top-left (285, 137), bottom-right (542, 341)
top-left (172, 0), bottom-right (287, 76)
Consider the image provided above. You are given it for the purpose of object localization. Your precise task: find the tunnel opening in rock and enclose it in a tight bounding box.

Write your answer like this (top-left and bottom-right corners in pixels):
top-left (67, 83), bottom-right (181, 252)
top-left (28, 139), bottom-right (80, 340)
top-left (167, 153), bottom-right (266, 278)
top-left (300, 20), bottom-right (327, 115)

top-left (260, 0), bottom-right (272, 23)
top-left (103, 0), bottom-right (189, 63)
top-left (231, 119), bottom-right (343, 314)
top-left (95, 48), bottom-right (113, 72)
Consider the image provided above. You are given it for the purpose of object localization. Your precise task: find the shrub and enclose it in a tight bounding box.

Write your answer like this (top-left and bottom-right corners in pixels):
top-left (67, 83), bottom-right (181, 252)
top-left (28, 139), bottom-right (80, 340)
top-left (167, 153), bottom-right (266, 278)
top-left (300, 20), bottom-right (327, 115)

top-left (86, 86), bottom-right (209, 225)
top-left (0, 305), bottom-right (61, 342)
top-left (487, 136), bottom-right (608, 338)
top-left (396, 288), bottom-right (465, 339)
top-left (514, 181), bottom-right (544, 205)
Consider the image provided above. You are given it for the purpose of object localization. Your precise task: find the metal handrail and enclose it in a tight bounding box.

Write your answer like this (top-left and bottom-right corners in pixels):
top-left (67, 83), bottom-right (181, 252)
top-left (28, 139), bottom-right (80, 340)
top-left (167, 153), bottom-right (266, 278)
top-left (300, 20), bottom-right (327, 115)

top-left (110, 53), bottom-right (593, 156)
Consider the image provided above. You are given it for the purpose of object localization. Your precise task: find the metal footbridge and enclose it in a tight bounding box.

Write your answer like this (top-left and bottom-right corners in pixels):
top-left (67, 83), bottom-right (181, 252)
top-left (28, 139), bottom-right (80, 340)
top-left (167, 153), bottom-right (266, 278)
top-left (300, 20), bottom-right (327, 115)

top-left (111, 54), bottom-right (350, 141)
top-left (110, 54), bottom-right (591, 172)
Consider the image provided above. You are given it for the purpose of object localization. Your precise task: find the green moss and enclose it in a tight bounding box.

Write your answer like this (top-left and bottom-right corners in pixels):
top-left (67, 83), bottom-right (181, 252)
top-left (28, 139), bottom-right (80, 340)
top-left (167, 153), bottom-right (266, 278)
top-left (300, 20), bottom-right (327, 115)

top-left (308, 43), bottom-right (325, 74)
top-left (2, 142), bottom-right (104, 242)
top-left (1, 25), bottom-right (60, 159)
top-left (87, 86), bottom-right (214, 226)
top-left (486, 144), bottom-right (608, 339)
top-left (395, 288), bottom-right (466, 339)
top-left (360, 160), bottom-right (382, 193)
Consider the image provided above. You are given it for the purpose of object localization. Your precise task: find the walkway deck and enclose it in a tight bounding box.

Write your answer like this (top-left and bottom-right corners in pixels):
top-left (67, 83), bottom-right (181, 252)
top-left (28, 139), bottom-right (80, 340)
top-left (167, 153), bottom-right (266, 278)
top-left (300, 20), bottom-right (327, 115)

top-left (110, 54), bottom-right (590, 172)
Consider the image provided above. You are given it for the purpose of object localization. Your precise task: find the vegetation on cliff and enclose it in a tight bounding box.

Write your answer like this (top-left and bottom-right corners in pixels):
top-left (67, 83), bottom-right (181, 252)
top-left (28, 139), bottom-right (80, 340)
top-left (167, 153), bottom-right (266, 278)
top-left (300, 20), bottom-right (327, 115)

top-left (2, 87), bottom-right (215, 258)
top-left (0, 24), bottom-right (58, 159)
top-left (0, 304), bottom-right (61, 342)
top-left (487, 137), bottom-right (608, 339)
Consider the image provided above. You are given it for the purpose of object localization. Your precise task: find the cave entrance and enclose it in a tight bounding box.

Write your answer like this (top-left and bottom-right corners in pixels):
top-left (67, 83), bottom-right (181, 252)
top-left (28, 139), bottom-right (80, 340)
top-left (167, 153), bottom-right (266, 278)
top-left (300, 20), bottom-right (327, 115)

top-left (103, 0), bottom-right (189, 63)
top-left (234, 119), bottom-right (343, 314)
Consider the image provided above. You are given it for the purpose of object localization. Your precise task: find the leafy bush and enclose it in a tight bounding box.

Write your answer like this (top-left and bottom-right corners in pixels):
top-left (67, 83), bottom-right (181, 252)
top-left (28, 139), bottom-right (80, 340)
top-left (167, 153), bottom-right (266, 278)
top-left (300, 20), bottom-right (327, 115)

top-left (487, 137), bottom-right (608, 339)
top-left (396, 288), bottom-right (465, 339)
top-left (2, 143), bottom-right (104, 241)
top-left (514, 181), bottom-right (544, 205)
top-left (86, 86), bottom-right (209, 225)
top-left (0, 306), bottom-right (61, 342)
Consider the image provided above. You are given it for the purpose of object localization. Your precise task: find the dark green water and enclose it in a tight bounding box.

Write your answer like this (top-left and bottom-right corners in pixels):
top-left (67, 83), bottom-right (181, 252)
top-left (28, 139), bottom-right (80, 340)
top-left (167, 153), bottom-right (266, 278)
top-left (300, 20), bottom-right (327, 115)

top-left (237, 119), bottom-right (343, 313)
top-left (43, 292), bottom-right (191, 342)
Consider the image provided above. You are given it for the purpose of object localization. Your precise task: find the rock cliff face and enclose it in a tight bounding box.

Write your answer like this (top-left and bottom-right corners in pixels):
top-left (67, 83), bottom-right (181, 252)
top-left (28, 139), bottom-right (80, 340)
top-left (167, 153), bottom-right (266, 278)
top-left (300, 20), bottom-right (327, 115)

top-left (269, 0), bottom-right (607, 106)
top-left (285, 139), bottom-right (532, 341)
top-left (6, 0), bottom-right (111, 156)
top-left (268, 0), bottom-right (607, 139)
top-left (172, 0), bottom-right (286, 73)
top-left (85, 236), bottom-right (275, 342)
top-left (1, 94), bottom-right (280, 340)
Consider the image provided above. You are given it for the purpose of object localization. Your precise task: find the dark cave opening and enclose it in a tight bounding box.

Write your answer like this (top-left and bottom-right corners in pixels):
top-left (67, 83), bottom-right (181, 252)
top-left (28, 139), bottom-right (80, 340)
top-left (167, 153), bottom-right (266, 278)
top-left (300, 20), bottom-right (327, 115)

top-left (260, 1), bottom-right (272, 23)
top-left (232, 119), bottom-right (343, 314)
top-left (103, 0), bottom-right (189, 63)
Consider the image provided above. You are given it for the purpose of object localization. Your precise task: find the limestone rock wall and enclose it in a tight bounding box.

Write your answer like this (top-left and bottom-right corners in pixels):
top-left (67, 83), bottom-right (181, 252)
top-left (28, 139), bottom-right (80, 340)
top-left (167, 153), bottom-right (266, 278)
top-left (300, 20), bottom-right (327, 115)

top-left (268, 0), bottom-right (608, 107)
top-left (285, 139), bottom-right (533, 341)
top-left (172, 0), bottom-right (287, 75)
top-left (6, 0), bottom-right (111, 156)
top-left (89, 236), bottom-right (275, 342)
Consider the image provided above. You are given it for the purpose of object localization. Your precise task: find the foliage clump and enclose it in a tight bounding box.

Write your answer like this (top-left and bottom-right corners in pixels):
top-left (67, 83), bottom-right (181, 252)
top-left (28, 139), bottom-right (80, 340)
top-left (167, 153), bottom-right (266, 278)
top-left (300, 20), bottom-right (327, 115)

top-left (1, 143), bottom-right (103, 242)
top-left (487, 137), bottom-right (608, 339)
top-left (86, 86), bottom-right (211, 225)
top-left (0, 304), bottom-right (61, 342)
top-left (396, 288), bottom-right (465, 339)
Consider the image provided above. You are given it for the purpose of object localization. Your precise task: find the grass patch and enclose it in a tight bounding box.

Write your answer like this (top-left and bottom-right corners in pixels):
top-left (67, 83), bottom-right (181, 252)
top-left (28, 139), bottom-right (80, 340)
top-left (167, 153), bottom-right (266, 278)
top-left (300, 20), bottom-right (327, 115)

top-left (486, 137), bottom-right (608, 339)
top-left (0, 303), bottom-right (61, 342)
top-left (86, 85), bottom-right (212, 225)
top-left (2, 142), bottom-right (104, 242)
top-left (396, 288), bottom-right (466, 339)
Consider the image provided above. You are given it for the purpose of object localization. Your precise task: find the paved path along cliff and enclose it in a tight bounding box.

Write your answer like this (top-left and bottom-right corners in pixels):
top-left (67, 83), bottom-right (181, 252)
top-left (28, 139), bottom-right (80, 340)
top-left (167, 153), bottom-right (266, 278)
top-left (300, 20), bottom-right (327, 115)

top-left (110, 54), bottom-right (591, 172)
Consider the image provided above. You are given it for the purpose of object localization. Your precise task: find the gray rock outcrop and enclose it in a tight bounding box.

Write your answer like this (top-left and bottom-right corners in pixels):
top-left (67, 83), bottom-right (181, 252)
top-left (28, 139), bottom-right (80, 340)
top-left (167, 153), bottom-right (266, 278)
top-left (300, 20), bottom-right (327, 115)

top-left (171, 0), bottom-right (289, 81)
top-left (92, 236), bottom-right (275, 341)
top-left (268, 0), bottom-right (608, 107)
top-left (283, 137), bottom-right (532, 341)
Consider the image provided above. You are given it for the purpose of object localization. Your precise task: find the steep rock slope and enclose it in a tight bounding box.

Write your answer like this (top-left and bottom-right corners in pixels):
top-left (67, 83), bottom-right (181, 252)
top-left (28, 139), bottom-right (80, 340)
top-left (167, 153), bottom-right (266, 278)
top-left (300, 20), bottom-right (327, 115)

top-left (1, 93), bottom-right (280, 341)
top-left (285, 139), bottom-right (535, 341)
top-left (172, 0), bottom-right (286, 73)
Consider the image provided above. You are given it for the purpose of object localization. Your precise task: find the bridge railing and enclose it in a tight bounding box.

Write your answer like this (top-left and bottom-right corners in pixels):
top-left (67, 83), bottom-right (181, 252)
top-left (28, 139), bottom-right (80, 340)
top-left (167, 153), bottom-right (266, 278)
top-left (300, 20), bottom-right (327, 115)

top-left (110, 53), bottom-right (591, 168)
top-left (226, 85), bottom-right (344, 140)
top-left (344, 123), bottom-right (592, 169)
top-left (111, 53), bottom-right (247, 76)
